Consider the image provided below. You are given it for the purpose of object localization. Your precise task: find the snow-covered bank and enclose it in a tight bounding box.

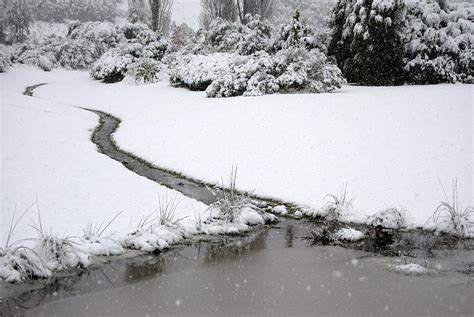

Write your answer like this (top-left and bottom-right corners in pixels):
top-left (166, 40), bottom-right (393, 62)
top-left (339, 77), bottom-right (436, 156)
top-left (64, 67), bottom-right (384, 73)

top-left (32, 69), bottom-right (472, 229)
top-left (1, 66), bottom-right (208, 249)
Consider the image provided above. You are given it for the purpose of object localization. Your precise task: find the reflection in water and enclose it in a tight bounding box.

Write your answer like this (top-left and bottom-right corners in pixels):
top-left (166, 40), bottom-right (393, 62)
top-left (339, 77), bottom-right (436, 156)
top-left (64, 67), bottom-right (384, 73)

top-left (203, 230), bottom-right (268, 264)
top-left (285, 224), bottom-right (294, 248)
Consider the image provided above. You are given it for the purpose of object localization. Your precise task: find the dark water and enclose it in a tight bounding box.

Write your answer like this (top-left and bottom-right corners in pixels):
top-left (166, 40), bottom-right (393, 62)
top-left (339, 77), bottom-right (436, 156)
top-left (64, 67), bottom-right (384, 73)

top-left (2, 220), bottom-right (472, 316)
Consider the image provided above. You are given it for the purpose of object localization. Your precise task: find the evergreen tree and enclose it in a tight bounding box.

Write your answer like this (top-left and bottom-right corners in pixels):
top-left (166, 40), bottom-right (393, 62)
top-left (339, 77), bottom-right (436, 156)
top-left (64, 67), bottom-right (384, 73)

top-left (328, 0), bottom-right (406, 85)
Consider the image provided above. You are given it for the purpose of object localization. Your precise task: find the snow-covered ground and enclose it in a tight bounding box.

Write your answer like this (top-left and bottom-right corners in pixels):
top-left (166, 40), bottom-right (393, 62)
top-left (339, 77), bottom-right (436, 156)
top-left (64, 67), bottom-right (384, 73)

top-left (0, 67), bottom-right (208, 247)
top-left (25, 68), bottom-right (472, 227)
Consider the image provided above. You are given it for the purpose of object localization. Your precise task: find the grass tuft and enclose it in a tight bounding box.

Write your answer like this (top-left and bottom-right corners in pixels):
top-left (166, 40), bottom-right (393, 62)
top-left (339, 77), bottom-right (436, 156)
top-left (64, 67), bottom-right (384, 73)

top-left (428, 179), bottom-right (473, 237)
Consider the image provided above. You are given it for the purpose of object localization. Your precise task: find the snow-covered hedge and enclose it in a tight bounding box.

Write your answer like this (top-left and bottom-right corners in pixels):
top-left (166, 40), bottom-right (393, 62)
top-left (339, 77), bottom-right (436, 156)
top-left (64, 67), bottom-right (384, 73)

top-left (404, 0), bottom-right (473, 84)
top-left (0, 48), bottom-right (13, 73)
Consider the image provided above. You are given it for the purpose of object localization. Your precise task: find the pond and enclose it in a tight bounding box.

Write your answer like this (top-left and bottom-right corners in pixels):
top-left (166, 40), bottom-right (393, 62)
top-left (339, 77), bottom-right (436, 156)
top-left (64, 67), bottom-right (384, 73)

top-left (1, 220), bottom-right (472, 316)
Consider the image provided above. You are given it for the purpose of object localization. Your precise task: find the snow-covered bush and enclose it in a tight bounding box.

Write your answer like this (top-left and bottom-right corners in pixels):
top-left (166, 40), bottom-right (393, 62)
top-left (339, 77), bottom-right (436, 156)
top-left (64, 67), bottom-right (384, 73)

top-left (90, 24), bottom-right (169, 83)
top-left (207, 48), bottom-right (344, 97)
top-left (334, 228), bottom-right (365, 241)
top-left (90, 48), bottom-right (134, 83)
top-left (170, 53), bottom-right (241, 90)
top-left (0, 49), bottom-right (13, 72)
top-left (367, 208), bottom-right (411, 229)
top-left (67, 21), bottom-right (121, 55)
top-left (37, 55), bottom-right (53, 71)
top-left (200, 16), bottom-right (273, 55)
top-left (328, 0), bottom-right (406, 85)
top-left (124, 58), bottom-right (165, 85)
top-left (404, 0), bottom-right (474, 84)
top-left (55, 39), bottom-right (99, 69)
top-left (169, 22), bottom-right (196, 51)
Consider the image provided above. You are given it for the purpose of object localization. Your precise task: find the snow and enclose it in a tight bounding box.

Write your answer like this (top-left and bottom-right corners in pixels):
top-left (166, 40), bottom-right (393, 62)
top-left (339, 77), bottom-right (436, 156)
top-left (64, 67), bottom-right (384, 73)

top-left (30, 69), bottom-right (473, 228)
top-left (334, 228), bottom-right (365, 241)
top-left (392, 263), bottom-right (432, 275)
top-left (0, 66), bottom-right (208, 251)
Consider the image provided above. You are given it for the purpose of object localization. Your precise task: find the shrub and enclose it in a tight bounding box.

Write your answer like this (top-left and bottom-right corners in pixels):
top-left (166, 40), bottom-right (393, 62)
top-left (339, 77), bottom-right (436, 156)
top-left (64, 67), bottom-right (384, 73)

top-left (90, 48), bottom-right (134, 83)
top-left (404, 1), bottom-right (474, 84)
top-left (124, 58), bottom-right (164, 85)
top-left (367, 208), bottom-right (411, 229)
top-left (0, 49), bottom-right (13, 72)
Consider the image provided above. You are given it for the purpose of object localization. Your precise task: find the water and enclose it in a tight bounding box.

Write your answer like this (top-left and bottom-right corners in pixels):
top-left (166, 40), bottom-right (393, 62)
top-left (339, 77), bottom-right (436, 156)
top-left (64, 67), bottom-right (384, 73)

top-left (3, 220), bottom-right (472, 316)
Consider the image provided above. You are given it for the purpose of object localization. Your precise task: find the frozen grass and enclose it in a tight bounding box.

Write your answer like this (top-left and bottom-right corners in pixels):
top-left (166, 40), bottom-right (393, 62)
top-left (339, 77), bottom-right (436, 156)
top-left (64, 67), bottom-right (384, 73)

top-left (155, 194), bottom-right (187, 228)
top-left (428, 179), bottom-right (474, 238)
top-left (0, 203), bottom-right (50, 282)
top-left (320, 185), bottom-right (354, 221)
top-left (211, 167), bottom-right (249, 223)
top-left (83, 211), bottom-right (124, 239)
top-left (31, 207), bottom-right (90, 271)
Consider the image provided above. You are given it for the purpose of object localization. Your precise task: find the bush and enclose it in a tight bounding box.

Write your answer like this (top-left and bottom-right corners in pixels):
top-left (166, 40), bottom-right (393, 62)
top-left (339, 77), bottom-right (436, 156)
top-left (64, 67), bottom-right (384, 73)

top-left (404, 1), bottom-right (474, 84)
top-left (0, 49), bottom-right (13, 73)
top-left (170, 53), bottom-right (242, 90)
top-left (205, 48), bottom-right (345, 97)
top-left (90, 48), bottom-right (134, 83)
top-left (124, 58), bottom-right (165, 85)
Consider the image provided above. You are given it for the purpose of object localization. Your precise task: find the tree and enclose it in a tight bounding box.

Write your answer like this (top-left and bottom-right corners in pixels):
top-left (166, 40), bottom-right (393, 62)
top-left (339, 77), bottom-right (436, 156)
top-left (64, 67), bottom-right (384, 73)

top-left (148, 0), bottom-right (173, 34)
top-left (5, 0), bottom-right (32, 43)
top-left (236, 0), bottom-right (274, 23)
top-left (200, 0), bottom-right (238, 29)
top-left (128, 0), bottom-right (149, 24)
top-left (328, 0), bottom-right (406, 85)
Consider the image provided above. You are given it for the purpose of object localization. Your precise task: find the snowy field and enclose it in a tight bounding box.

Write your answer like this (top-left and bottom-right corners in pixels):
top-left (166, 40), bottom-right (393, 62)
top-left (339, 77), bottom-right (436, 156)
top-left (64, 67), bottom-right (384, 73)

top-left (0, 67), bottom-right (207, 247)
top-left (18, 67), bottom-right (472, 227)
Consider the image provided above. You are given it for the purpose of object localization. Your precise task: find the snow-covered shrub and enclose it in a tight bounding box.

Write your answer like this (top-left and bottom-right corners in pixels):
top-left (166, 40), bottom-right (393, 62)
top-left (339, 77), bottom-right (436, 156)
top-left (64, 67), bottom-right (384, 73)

top-left (334, 228), bottom-right (365, 241)
top-left (0, 49), bottom-right (13, 72)
top-left (367, 208), bottom-right (411, 229)
top-left (55, 39), bottom-right (99, 69)
top-left (170, 53), bottom-right (241, 90)
top-left (328, 0), bottom-right (407, 85)
top-left (124, 58), bottom-right (164, 85)
top-left (37, 55), bottom-right (53, 71)
top-left (199, 48), bottom-right (344, 98)
top-left (201, 16), bottom-right (273, 55)
top-left (90, 48), bottom-right (134, 83)
top-left (169, 22), bottom-right (196, 51)
top-left (67, 21), bottom-right (121, 56)
top-left (404, 0), bottom-right (474, 84)
top-left (392, 263), bottom-right (432, 275)
top-left (90, 24), bottom-right (169, 83)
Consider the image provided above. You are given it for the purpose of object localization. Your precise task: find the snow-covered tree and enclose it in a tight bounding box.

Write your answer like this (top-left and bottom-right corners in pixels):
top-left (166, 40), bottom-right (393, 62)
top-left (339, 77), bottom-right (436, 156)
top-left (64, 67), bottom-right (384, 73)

top-left (328, 0), bottom-right (406, 85)
top-left (235, 0), bottom-right (274, 23)
top-left (272, 0), bottom-right (336, 29)
top-left (148, 0), bottom-right (173, 34)
top-left (31, 0), bottom-right (119, 23)
top-left (128, 0), bottom-right (149, 24)
top-left (169, 22), bottom-right (195, 51)
top-left (200, 0), bottom-right (238, 29)
top-left (5, 0), bottom-right (32, 43)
